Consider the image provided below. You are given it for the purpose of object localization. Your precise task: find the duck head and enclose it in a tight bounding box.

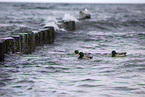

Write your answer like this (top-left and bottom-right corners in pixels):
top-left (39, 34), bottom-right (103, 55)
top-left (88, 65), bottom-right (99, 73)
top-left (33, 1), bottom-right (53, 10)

top-left (78, 52), bottom-right (84, 58)
top-left (73, 50), bottom-right (79, 54)
top-left (110, 50), bottom-right (117, 57)
top-left (79, 11), bottom-right (85, 15)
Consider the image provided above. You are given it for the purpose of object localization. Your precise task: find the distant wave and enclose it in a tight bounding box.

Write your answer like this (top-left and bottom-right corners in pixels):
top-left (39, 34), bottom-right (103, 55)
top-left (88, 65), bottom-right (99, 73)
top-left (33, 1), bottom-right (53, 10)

top-left (76, 18), bottom-right (145, 31)
top-left (13, 4), bottom-right (55, 9)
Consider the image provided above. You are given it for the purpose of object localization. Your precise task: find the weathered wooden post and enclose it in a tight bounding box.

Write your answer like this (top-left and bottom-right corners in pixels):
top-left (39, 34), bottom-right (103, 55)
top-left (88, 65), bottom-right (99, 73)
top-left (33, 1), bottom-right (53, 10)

top-left (0, 40), bottom-right (4, 61)
top-left (42, 28), bottom-right (50, 44)
top-left (44, 26), bottom-right (55, 44)
top-left (62, 20), bottom-right (75, 31)
top-left (27, 33), bottom-right (32, 53)
top-left (49, 26), bottom-right (55, 43)
top-left (7, 37), bottom-right (15, 53)
top-left (41, 30), bottom-right (46, 44)
top-left (33, 31), bottom-right (40, 46)
top-left (9, 37), bottom-right (15, 54)
top-left (38, 31), bottom-right (43, 46)
top-left (39, 29), bottom-right (48, 44)
top-left (12, 35), bottom-right (21, 53)
top-left (1, 37), bottom-right (13, 54)
top-left (31, 32), bottom-right (36, 51)
top-left (27, 33), bottom-right (36, 53)
top-left (0, 39), bottom-right (6, 54)
top-left (44, 28), bottom-right (50, 44)
top-left (19, 33), bottom-right (28, 54)
top-left (4, 38), bottom-right (9, 54)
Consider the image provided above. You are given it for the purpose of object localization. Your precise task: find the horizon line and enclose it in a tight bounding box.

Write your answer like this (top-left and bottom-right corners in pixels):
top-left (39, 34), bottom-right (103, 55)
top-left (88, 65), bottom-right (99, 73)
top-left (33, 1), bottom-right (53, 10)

top-left (0, 1), bottom-right (145, 4)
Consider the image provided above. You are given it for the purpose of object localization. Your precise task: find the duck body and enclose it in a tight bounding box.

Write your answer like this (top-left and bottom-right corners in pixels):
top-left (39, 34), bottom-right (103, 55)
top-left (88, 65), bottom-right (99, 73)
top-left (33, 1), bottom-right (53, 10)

top-left (110, 50), bottom-right (127, 57)
top-left (79, 10), bottom-right (91, 20)
top-left (80, 13), bottom-right (91, 19)
top-left (78, 52), bottom-right (93, 59)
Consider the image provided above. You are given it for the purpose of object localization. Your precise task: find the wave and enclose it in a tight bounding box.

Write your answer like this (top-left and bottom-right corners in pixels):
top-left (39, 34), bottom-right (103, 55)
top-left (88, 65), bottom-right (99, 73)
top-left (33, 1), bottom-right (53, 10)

top-left (76, 18), bottom-right (145, 31)
top-left (44, 17), bottom-right (63, 31)
top-left (0, 24), bottom-right (33, 38)
top-left (44, 14), bottom-right (78, 32)
top-left (62, 14), bottom-right (78, 22)
top-left (96, 18), bottom-right (145, 28)
top-left (13, 3), bottom-right (55, 10)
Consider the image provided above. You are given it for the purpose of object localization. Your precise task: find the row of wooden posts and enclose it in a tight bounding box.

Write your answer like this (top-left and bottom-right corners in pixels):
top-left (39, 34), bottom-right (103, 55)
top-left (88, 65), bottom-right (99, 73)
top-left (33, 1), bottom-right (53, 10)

top-left (0, 20), bottom-right (75, 62)
top-left (0, 26), bottom-right (55, 61)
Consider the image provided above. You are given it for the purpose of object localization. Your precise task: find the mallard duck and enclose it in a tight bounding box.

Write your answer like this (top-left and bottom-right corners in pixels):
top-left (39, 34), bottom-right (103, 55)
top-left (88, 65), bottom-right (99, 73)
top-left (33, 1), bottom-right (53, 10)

top-left (79, 8), bottom-right (91, 20)
top-left (79, 11), bottom-right (91, 19)
top-left (110, 50), bottom-right (127, 57)
top-left (78, 52), bottom-right (93, 59)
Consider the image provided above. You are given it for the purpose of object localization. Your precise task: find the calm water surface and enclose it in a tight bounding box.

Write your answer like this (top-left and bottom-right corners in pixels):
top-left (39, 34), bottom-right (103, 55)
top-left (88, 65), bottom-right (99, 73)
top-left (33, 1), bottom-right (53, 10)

top-left (0, 3), bottom-right (145, 97)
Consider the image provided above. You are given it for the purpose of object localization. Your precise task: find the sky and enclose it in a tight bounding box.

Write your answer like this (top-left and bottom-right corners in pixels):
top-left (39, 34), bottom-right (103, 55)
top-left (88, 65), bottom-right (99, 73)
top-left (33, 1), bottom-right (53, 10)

top-left (0, 0), bottom-right (145, 3)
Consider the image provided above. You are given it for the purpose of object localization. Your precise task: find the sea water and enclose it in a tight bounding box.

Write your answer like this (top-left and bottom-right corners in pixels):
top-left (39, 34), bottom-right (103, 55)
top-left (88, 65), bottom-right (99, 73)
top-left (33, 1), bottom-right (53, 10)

top-left (0, 2), bottom-right (145, 97)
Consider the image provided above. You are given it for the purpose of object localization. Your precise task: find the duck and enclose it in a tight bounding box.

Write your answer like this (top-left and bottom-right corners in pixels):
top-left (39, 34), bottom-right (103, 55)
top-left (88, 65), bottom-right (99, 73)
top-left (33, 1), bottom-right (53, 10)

top-left (79, 8), bottom-right (91, 20)
top-left (110, 50), bottom-right (127, 57)
top-left (78, 52), bottom-right (93, 59)
top-left (79, 11), bottom-right (91, 19)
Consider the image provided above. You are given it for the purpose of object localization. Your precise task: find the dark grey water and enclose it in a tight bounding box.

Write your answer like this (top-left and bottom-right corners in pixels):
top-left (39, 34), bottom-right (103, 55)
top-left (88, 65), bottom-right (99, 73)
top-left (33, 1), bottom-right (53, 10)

top-left (0, 2), bottom-right (145, 97)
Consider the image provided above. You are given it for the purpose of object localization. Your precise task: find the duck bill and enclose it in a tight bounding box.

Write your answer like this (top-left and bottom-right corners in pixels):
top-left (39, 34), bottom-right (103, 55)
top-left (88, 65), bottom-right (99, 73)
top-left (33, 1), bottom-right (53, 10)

top-left (73, 52), bottom-right (75, 54)
top-left (110, 53), bottom-right (112, 56)
top-left (77, 54), bottom-right (80, 56)
top-left (14, 52), bottom-right (23, 55)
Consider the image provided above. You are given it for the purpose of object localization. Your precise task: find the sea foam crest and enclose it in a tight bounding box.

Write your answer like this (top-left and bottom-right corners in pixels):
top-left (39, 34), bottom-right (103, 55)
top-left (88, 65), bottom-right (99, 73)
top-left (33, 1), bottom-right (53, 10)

top-left (62, 14), bottom-right (78, 22)
top-left (44, 17), bottom-right (66, 31)
top-left (44, 17), bottom-right (64, 31)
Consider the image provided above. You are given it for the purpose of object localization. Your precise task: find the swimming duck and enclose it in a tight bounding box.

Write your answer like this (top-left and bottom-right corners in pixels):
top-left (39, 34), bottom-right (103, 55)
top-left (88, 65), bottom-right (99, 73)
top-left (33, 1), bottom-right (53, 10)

top-left (79, 11), bottom-right (91, 19)
top-left (78, 52), bottom-right (93, 59)
top-left (79, 8), bottom-right (91, 20)
top-left (110, 50), bottom-right (127, 57)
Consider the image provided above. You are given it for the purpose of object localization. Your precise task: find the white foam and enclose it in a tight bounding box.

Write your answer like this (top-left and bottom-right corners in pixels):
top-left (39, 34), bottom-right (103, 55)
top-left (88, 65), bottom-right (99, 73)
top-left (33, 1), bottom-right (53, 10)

top-left (44, 17), bottom-right (66, 31)
top-left (84, 8), bottom-right (91, 13)
top-left (0, 24), bottom-right (13, 27)
top-left (44, 17), bottom-right (58, 30)
top-left (44, 15), bottom-right (78, 32)
top-left (62, 14), bottom-right (78, 22)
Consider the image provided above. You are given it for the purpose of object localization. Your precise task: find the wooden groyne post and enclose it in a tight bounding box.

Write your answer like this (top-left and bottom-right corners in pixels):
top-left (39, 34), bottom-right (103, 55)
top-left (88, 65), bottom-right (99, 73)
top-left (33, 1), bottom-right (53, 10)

top-left (19, 33), bottom-right (28, 54)
top-left (62, 20), bottom-right (75, 31)
top-left (0, 26), bottom-right (57, 61)
top-left (28, 33), bottom-right (36, 53)
top-left (44, 26), bottom-right (55, 44)
top-left (1, 37), bottom-right (14, 54)
top-left (12, 35), bottom-right (21, 54)
top-left (0, 40), bottom-right (4, 61)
